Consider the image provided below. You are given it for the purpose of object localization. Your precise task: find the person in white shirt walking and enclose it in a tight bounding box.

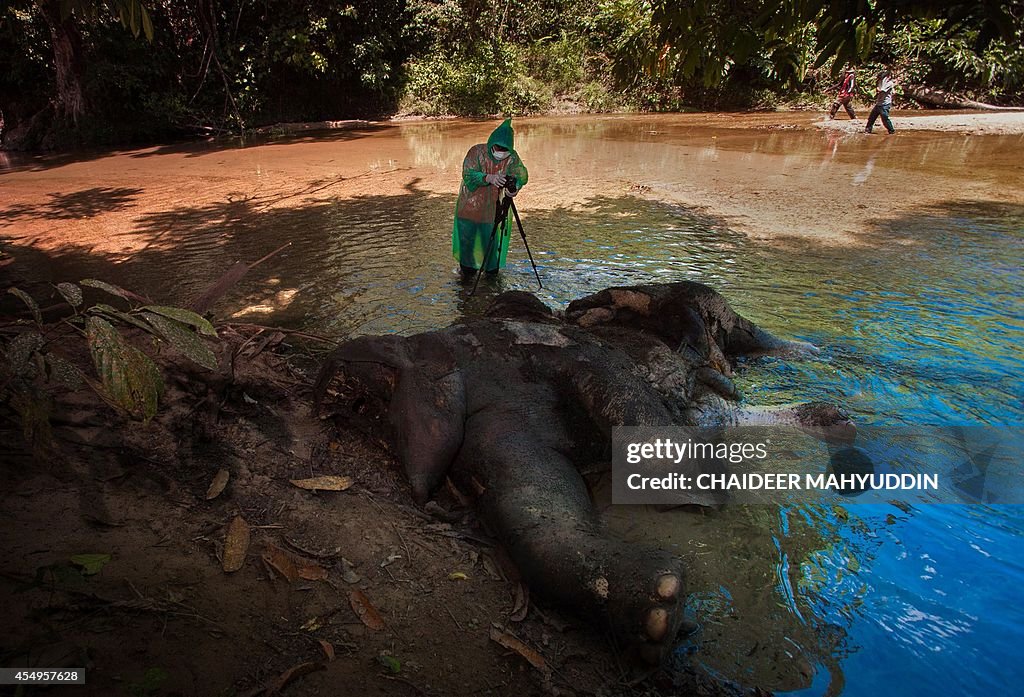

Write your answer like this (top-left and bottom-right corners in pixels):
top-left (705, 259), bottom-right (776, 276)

top-left (865, 70), bottom-right (897, 135)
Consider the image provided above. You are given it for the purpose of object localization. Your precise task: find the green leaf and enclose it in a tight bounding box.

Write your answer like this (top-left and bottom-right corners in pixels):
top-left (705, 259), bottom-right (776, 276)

top-left (56, 282), bottom-right (83, 308)
top-left (45, 353), bottom-right (84, 390)
top-left (4, 331), bottom-right (45, 374)
top-left (141, 305), bottom-right (217, 337)
top-left (85, 316), bottom-right (164, 421)
top-left (21, 562), bottom-right (85, 592)
top-left (10, 387), bottom-right (52, 453)
top-left (377, 654), bottom-right (401, 674)
top-left (859, 25), bottom-right (877, 61)
top-left (141, 312), bottom-right (219, 371)
top-left (7, 288), bottom-right (42, 325)
top-left (141, 6), bottom-right (154, 41)
top-left (69, 553), bottom-right (111, 575)
top-left (81, 279), bottom-right (132, 302)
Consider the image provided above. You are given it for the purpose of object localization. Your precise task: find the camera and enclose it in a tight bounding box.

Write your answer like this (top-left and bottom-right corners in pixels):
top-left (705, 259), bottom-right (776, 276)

top-left (504, 174), bottom-right (518, 194)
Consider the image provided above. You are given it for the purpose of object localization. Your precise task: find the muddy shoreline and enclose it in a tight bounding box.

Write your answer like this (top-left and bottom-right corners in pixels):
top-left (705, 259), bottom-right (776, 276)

top-left (816, 110), bottom-right (1024, 135)
top-left (0, 311), bottom-right (742, 697)
top-left (245, 109), bottom-right (1024, 138)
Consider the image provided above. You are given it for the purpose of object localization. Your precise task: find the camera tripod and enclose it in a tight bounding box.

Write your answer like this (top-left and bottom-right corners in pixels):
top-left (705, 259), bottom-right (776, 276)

top-left (469, 191), bottom-right (543, 296)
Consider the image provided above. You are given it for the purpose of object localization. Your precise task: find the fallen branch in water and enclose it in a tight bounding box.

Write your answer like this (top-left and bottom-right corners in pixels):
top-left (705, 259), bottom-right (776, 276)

top-left (190, 242), bottom-right (292, 314)
top-left (223, 322), bottom-right (339, 347)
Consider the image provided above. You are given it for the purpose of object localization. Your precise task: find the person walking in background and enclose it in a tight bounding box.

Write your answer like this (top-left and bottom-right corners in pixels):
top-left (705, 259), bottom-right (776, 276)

top-left (828, 65), bottom-right (857, 120)
top-left (452, 118), bottom-right (529, 280)
top-left (865, 70), bottom-right (897, 135)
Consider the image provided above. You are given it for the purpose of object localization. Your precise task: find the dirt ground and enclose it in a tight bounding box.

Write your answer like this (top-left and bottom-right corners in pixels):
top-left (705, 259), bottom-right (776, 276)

top-left (3, 110), bottom-right (1023, 269)
top-left (0, 322), bottom-right (740, 697)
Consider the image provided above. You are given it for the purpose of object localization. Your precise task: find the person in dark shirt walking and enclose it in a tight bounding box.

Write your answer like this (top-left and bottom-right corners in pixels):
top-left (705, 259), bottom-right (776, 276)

top-left (829, 65), bottom-right (858, 120)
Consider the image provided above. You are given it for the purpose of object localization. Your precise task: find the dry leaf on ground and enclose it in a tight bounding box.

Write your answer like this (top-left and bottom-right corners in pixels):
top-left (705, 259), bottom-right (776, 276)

top-left (510, 582), bottom-right (530, 622)
top-left (298, 563), bottom-right (329, 581)
top-left (206, 469), bottom-right (230, 500)
top-left (289, 475), bottom-right (353, 492)
top-left (265, 661), bottom-right (325, 695)
top-left (349, 589), bottom-right (385, 630)
top-left (222, 516), bottom-right (250, 572)
top-left (489, 626), bottom-right (549, 677)
top-left (262, 543), bottom-right (329, 582)
top-left (481, 553), bottom-right (503, 581)
top-left (262, 543), bottom-right (299, 582)
top-left (339, 557), bottom-right (361, 584)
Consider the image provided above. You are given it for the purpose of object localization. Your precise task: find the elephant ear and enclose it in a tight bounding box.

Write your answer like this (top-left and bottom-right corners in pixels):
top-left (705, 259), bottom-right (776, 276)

top-left (388, 361), bottom-right (466, 503)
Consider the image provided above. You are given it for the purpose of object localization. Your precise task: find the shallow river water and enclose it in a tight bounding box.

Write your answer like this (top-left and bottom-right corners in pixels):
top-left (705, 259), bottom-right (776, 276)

top-left (2, 114), bottom-right (1023, 696)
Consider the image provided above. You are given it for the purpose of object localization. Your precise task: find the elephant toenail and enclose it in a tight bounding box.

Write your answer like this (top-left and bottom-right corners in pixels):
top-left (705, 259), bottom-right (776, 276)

top-left (656, 573), bottom-right (680, 600)
top-left (645, 607), bottom-right (669, 642)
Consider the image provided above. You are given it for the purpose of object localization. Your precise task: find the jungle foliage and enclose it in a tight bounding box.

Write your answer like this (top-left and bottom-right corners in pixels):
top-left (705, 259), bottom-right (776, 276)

top-left (1, 0), bottom-right (1022, 148)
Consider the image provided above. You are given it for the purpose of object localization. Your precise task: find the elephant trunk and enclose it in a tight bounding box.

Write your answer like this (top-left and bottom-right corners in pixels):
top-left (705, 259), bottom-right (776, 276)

top-left (722, 401), bottom-right (856, 444)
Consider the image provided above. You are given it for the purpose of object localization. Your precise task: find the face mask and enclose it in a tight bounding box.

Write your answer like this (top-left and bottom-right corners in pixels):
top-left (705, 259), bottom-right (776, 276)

top-left (492, 149), bottom-right (510, 161)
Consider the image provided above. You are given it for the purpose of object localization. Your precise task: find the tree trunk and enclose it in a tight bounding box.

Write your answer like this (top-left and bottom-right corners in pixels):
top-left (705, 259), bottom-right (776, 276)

top-left (37, 0), bottom-right (87, 123)
top-left (905, 84), bottom-right (1022, 111)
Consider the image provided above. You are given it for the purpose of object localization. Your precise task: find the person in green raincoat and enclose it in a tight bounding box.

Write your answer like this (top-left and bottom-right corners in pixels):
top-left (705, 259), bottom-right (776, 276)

top-left (452, 118), bottom-right (529, 278)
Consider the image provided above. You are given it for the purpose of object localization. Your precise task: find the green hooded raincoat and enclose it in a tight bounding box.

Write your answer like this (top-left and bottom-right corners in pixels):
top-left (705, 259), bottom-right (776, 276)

top-left (452, 119), bottom-right (529, 272)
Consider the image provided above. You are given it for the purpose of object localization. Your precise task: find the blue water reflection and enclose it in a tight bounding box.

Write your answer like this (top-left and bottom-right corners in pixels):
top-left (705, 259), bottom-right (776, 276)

top-left (502, 197), bottom-right (1023, 696)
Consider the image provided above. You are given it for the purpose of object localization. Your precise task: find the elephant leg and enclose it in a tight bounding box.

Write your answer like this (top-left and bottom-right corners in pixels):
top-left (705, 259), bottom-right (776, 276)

top-left (571, 365), bottom-right (675, 433)
top-left (464, 431), bottom-right (686, 664)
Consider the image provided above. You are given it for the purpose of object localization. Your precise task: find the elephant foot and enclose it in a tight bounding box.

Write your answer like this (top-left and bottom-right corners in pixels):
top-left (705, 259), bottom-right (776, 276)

top-left (472, 439), bottom-right (690, 664)
top-left (598, 547), bottom-right (688, 664)
top-left (504, 522), bottom-right (687, 664)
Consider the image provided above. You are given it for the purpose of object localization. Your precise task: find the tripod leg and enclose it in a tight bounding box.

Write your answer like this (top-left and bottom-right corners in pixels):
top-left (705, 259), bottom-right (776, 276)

top-left (509, 200), bottom-right (543, 289)
top-left (470, 199), bottom-right (508, 296)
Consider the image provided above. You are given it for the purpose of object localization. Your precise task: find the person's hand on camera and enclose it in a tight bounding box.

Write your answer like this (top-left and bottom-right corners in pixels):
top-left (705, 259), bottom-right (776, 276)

top-left (485, 173), bottom-right (507, 188)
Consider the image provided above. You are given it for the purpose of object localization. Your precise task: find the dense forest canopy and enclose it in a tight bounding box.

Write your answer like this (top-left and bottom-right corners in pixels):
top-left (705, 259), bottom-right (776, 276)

top-left (1, 0), bottom-right (1022, 149)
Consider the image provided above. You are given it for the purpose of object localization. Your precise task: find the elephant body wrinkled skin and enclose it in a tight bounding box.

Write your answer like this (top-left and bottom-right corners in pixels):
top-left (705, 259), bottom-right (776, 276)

top-left (314, 281), bottom-right (852, 664)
